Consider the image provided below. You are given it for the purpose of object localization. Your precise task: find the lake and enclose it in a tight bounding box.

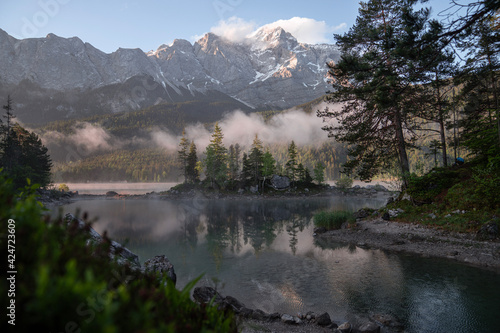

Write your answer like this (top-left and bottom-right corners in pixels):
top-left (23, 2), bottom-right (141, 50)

top-left (51, 195), bottom-right (500, 332)
top-left (54, 182), bottom-right (178, 195)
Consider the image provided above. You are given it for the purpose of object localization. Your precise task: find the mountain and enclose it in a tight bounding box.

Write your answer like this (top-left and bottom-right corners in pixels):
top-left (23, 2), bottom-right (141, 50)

top-left (0, 27), bottom-right (339, 123)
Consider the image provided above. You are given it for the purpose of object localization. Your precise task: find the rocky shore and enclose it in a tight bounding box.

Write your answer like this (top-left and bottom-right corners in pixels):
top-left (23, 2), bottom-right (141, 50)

top-left (193, 286), bottom-right (401, 333)
top-left (315, 216), bottom-right (500, 271)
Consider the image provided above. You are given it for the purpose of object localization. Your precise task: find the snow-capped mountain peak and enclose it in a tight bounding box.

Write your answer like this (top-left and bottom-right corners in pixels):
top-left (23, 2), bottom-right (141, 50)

top-left (0, 27), bottom-right (340, 121)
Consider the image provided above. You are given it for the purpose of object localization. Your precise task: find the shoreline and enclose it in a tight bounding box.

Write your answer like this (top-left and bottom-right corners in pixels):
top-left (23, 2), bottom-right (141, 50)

top-left (316, 217), bottom-right (500, 272)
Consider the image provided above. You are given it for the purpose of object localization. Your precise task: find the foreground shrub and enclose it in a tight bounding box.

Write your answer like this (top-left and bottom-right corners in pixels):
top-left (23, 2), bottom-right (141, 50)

top-left (0, 172), bottom-right (236, 332)
top-left (314, 211), bottom-right (355, 230)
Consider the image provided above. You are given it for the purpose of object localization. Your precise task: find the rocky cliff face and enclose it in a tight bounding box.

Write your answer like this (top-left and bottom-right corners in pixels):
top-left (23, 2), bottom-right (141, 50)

top-left (0, 27), bottom-right (339, 123)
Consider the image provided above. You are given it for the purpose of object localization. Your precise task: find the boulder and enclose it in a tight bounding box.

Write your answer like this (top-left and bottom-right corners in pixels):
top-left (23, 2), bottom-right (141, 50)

top-left (143, 255), bottom-right (177, 286)
top-left (358, 322), bottom-right (380, 333)
top-left (223, 295), bottom-right (246, 313)
top-left (354, 208), bottom-right (370, 219)
top-left (476, 220), bottom-right (499, 241)
top-left (271, 175), bottom-right (291, 190)
top-left (281, 314), bottom-right (302, 325)
top-left (338, 322), bottom-right (352, 333)
top-left (313, 227), bottom-right (328, 235)
top-left (388, 208), bottom-right (404, 217)
top-left (251, 309), bottom-right (270, 321)
top-left (315, 312), bottom-right (332, 326)
top-left (193, 286), bottom-right (223, 304)
top-left (382, 212), bottom-right (390, 221)
top-left (239, 307), bottom-right (254, 318)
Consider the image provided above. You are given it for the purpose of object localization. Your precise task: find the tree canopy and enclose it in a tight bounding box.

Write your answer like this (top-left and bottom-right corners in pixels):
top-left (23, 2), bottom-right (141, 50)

top-left (1, 96), bottom-right (52, 188)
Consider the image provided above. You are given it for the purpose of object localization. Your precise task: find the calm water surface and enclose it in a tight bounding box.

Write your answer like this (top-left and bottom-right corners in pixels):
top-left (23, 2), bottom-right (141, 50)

top-left (51, 195), bottom-right (500, 332)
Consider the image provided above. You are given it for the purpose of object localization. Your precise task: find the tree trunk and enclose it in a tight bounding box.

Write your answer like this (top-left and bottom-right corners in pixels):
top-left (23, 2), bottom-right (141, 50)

top-left (394, 109), bottom-right (410, 189)
top-left (435, 71), bottom-right (447, 167)
top-left (439, 116), bottom-right (448, 166)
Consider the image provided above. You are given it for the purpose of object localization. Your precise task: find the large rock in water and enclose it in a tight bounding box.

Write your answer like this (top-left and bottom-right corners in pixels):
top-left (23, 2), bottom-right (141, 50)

top-left (315, 312), bottom-right (332, 326)
top-left (143, 255), bottom-right (177, 286)
top-left (271, 175), bottom-right (291, 190)
top-left (64, 213), bottom-right (141, 269)
top-left (358, 322), bottom-right (381, 333)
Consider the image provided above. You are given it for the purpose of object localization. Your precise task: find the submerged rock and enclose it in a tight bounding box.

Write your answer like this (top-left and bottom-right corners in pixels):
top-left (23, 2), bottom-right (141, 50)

top-left (370, 313), bottom-right (404, 331)
top-left (64, 213), bottom-right (141, 269)
top-left (338, 322), bottom-right (352, 333)
top-left (358, 321), bottom-right (380, 333)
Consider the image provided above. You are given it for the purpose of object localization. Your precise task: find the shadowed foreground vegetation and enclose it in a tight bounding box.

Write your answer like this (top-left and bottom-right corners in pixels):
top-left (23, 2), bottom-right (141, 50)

top-left (0, 173), bottom-right (237, 332)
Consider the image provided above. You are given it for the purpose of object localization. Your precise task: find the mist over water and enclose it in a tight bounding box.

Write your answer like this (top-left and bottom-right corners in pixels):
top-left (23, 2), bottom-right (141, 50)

top-left (56, 182), bottom-right (178, 195)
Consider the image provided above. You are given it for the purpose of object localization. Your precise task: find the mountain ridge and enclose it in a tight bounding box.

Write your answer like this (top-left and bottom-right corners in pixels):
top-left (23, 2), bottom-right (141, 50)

top-left (0, 27), bottom-right (340, 123)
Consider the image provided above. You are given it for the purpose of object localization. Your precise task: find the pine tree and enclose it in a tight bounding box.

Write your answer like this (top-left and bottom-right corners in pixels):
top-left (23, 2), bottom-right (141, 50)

top-left (261, 149), bottom-right (276, 189)
top-left (2, 95), bottom-right (15, 137)
top-left (313, 162), bottom-right (326, 185)
top-left (178, 130), bottom-right (190, 183)
top-left (455, 16), bottom-right (500, 159)
top-left (204, 123), bottom-right (227, 188)
top-left (417, 20), bottom-right (457, 167)
top-left (228, 143), bottom-right (241, 181)
top-left (248, 135), bottom-right (264, 186)
top-left (0, 124), bottom-right (52, 188)
top-left (318, 0), bottom-right (431, 188)
top-left (285, 141), bottom-right (298, 182)
top-left (240, 152), bottom-right (252, 185)
top-left (186, 141), bottom-right (199, 183)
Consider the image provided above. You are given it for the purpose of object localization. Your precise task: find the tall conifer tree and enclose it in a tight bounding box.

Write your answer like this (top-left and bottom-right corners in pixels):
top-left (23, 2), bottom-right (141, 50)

top-left (318, 0), bottom-right (431, 188)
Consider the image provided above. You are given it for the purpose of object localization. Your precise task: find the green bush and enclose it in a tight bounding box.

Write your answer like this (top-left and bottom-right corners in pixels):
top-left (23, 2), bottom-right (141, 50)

top-left (407, 168), bottom-right (460, 203)
top-left (471, 165), bottom-right (500, 209)
top-left (335, 177), bottom-right (353, 189)
top-left (58, 183), bottom-right (70, 192)
top-left (314, 210), bottom-right (355, 230)
top-left (0, 171), bottom-right (236, 332)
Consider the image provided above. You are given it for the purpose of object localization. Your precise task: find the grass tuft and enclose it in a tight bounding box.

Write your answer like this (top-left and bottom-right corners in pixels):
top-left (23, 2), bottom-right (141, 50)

top-left (314, 210), bottom-right (355, 230)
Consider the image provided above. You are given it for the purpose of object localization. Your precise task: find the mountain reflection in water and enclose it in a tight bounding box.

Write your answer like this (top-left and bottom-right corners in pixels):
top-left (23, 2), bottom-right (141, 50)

top-left (51, 196), bottom-right (500, 333)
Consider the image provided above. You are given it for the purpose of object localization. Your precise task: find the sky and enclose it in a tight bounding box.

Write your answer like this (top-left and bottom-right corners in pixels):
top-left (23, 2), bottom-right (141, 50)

top-left (0, 0), bottom-right (466, 54)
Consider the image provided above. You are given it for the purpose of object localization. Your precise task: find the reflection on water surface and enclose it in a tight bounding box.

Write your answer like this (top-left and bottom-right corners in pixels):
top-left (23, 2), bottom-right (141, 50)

top-left (52, 196), bottom-right (500, 332)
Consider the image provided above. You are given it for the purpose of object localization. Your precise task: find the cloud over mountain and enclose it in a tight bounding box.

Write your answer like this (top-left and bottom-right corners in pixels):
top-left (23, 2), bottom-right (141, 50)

top-left (209, 16), bottom-right (346, 44)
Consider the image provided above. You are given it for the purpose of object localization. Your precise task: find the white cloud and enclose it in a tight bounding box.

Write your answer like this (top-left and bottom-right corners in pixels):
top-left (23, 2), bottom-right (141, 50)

top-left (259, 17), bottom-right (342, 44)
top-left (210, 16), bottom-right (257, 43)
top-left (205, 16), bottom-right (346, 44)
top-left (180, 109), bottom-right (331, 151)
